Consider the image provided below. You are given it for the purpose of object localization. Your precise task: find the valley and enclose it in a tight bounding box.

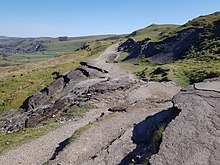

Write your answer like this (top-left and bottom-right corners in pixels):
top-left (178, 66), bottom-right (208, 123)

top-left (0, 35), bottom-right (121, 63)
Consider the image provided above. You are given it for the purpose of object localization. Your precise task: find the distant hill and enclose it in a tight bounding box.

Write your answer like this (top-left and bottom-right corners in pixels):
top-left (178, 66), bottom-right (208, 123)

top-left (0, 34), bottom-right (121, 61)
top-left (0, 36), bottom-right (28, 43)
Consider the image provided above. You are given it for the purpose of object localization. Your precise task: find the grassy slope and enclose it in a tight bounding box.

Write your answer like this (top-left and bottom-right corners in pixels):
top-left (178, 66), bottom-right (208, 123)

top-left (122, 12), bottom-right (220, 86)
top-left (128, 24), bottom-right (179, 41)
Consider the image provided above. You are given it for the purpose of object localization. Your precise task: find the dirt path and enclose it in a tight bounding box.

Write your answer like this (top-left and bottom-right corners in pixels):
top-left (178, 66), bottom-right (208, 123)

top-left (0, 108), bottom-right (109, 165)
top-left (0, 44), bottom-right (181, 165)
top-left (49, 103), bottom-right (174, 165)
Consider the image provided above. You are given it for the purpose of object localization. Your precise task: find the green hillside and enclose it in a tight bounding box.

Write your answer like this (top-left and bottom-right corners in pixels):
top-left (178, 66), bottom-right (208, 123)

top-left (0, 35), bottom-right (119, 63)
top-left (127, 24), bottom-right (179, 41)
top-left (183, 12), bottom-right (220, 60)
top-left (120, 12), bottom-right (220, 86)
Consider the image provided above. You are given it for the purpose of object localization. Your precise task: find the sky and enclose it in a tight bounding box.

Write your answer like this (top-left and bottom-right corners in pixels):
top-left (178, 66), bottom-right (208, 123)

top-left (0, 0), bottom-right (220, 37)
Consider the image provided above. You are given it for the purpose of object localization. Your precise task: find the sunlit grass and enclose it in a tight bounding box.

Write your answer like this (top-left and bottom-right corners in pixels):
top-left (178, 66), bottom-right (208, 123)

top-left (0, 122), bottom-right (59, 154)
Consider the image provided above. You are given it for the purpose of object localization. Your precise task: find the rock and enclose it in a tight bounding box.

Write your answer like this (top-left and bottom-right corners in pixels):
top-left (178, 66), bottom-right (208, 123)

top-left (58, 36), bottom-right (68, 41)
top-left (80, 61), bottom-right (108, 73)
top-left (2, 40), bottom-right (46, 56)
top-left (118, 38), bottom-right (136, 52)
top-left (52, 71), bottom-right (60, 78)
top-left (65, 70), bottom-right (85, 83)
top-left (3, 114), bottom-right (28, 133)
top-left (150, 77), bottom-right (220, 165)
top-left (194, 77), bottom-right (220, 92)
top-left (44, 77), bottom-right (65, 95)
top-left (158, 77), bottom-right (171, 82)
top-left (118, 38), bottom-right (150, 61)
top-left (20, 91), bottom-right (51, 112)
top-left (119, 108), bottom-right (181, 165)
top-left (25, 105), bottom-right (54, 127)
top-left (150, 67), bottom-right (169, 76)
top-left (108, 107), bottom-right (126, 112)
top-left (122, 28), bottom-right (200, 64)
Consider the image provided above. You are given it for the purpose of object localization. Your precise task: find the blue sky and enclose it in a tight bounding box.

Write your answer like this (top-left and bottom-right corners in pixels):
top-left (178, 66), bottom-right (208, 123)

top-left (0, 0), bottom-right (220, 37)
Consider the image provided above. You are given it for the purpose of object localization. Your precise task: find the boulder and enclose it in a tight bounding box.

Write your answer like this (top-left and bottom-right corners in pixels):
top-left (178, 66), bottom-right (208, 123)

top-left (45, 77), bottom-right (65, 95)
top-left (150, 77), bottom-right (220, 165)
top-left (108, 107), bottom-right (126, 112)
top-left (20, 91), bottom-right (51, 112)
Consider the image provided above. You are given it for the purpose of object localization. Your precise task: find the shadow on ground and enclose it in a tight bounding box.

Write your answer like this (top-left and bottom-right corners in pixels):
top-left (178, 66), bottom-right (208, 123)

top-left (119, 107), bottom-right (181, 165)
top-left (50, 137), bottom-right (71, 160)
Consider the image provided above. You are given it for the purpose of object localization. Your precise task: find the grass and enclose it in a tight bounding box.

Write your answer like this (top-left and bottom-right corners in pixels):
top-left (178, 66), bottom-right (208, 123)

top-left (119, 61), bottom-right (148, 73)
top-left (69, 112), bottom-right (118, 143)
top-left (6, 51), bottom-right (65, 62)
top-left (128, 24), bottom-right (179, 41)
top-left (115, 52), bottom-right (129, 62)
top-left (0, 122), bottom-right (59, 154)
top-left (145, 97), bottom-right (160, 102)
top-left (129, 126), bottom-right (165, 165)
top-left (140, 126), bottom-right (165, 165)
top-left (165, 59), bottom-right (220, 86)
top-left (119, 57), bottom-right (220, 87)
top-left (45, 35), bottom-right (116, 51)
top-left (151, 126), bottom-right (165, 153)
top-left (183, 11), bottom-right (220, 28)
top-left (66, 105), bottom-right (92, 118)
top-left (0, 39), bottom-right (116, 153)
top-left (70, 124), bottom-right (92, 142)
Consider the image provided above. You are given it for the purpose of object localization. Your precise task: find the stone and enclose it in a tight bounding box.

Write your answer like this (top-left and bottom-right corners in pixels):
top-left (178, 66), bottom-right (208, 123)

top-left (20, 91), bottom-right (50, 112)
top-left (108, 107), bottom-right (127, 112)
top-left (121, 28), bottom-right (200, 64)
top-left (150, 77), bottom-right (220, 165)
